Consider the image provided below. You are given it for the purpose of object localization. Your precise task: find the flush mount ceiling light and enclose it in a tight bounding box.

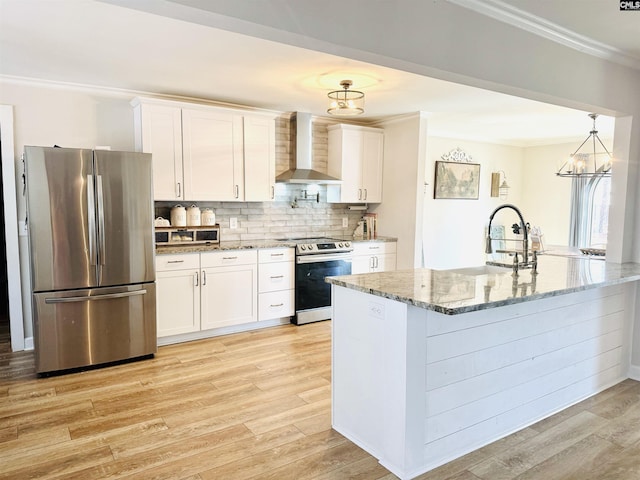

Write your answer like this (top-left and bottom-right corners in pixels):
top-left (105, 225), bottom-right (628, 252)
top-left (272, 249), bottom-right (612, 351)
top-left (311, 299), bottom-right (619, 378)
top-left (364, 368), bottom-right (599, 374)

top-left (327, 80), bottom-right (364, 116)
top-left (556, 113), bottom-right (613, 178)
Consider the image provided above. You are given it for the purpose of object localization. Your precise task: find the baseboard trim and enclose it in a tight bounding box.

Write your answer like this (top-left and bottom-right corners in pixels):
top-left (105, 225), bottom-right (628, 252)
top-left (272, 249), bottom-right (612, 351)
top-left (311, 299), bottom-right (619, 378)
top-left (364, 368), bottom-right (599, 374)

top-left (24, 336), bottom-right (34, 351)
top-left (628, 364), bottom-right (640, 381)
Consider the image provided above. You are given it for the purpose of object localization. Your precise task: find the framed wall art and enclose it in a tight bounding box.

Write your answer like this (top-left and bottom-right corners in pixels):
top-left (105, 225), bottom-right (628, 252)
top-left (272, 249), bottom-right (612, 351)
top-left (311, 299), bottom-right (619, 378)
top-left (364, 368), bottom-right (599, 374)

top-left (434, 160), bottom-right (481, 199)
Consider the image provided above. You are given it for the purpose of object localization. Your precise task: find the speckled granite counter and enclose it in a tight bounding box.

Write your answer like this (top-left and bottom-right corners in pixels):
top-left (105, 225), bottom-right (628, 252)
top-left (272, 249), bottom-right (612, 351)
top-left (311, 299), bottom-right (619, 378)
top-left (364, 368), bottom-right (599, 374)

top-left (155, 236), bottom-right (397, 254)
top-left (327, 255), bottom-right (640, 315)
top-left (156, 240), bottom-right (296, 254)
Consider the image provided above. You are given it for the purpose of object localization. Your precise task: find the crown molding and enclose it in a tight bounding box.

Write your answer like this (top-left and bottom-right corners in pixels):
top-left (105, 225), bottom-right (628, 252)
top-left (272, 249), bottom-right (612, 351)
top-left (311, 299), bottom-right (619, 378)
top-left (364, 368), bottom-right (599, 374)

top-left (448, 0), bottom-right (640, 71)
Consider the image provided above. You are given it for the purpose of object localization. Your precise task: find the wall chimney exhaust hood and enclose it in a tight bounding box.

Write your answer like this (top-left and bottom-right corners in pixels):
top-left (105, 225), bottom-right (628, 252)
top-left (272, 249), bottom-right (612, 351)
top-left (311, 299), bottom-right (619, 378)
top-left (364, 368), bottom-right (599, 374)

top-left (275, 112), bottom-right (342, 184)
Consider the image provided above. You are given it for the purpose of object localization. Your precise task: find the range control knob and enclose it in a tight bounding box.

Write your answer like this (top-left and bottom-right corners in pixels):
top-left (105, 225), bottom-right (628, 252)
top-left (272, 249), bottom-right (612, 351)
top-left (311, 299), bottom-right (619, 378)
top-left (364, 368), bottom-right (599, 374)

top-left (338, 243), bottom-right (344, 247)
top-left (307, 244), bottom-right (314, 250)
top-left (345, 242), bottom-right (351, 247)
top-left (300, 245), bottom-right (306, 251)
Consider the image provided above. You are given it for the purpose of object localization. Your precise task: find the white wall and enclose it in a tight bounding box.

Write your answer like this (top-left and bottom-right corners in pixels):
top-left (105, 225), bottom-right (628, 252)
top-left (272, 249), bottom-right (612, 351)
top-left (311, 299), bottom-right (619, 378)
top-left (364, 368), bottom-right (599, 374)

top-left (371, 114), bottom-right (427, 270)
top-left (422, 136), bottom-right (525, 270)
top-left (520, 143), bottom-right (573, 247)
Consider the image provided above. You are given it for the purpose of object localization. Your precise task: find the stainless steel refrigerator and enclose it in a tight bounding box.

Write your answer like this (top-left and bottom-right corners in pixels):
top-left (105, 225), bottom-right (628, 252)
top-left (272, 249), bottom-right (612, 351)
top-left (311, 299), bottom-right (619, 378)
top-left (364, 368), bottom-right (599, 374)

top-left (24, 146), bottom-right (157, 374)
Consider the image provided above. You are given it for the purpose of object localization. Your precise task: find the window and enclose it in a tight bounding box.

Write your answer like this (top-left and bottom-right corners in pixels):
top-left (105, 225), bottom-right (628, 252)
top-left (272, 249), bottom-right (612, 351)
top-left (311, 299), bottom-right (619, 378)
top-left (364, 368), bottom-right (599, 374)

top-left (568, 175), bottom-right (611, 248)
top-left (587, 176), bottom-right (610, 247)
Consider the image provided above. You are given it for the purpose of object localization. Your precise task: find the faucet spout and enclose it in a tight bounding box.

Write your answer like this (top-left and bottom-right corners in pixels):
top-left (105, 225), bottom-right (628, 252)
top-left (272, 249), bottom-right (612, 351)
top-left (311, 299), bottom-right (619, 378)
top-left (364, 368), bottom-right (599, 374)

top-left (486, 203), bottom-right (529, 266)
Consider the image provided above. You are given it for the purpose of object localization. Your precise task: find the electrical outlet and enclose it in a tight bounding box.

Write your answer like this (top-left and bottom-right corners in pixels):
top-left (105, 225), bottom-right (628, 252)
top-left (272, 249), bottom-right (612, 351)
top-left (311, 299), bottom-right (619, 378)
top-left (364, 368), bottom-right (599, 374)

top-left (230, 217), bottom-right (238, 229)
top-left (368, 302), bottom-right (384, 319)
top-left (342, 217), bottom-right (348, 228)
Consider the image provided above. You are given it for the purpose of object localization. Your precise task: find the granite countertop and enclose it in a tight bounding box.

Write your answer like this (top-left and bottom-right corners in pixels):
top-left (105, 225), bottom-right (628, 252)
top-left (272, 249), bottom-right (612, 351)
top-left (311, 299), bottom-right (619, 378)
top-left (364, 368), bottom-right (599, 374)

top-left (156, 240), bottom-right (296, 254)
top-left (155, 236), bottom-right (397, 254)
top-left (326, 256), bottom-right (640, 315)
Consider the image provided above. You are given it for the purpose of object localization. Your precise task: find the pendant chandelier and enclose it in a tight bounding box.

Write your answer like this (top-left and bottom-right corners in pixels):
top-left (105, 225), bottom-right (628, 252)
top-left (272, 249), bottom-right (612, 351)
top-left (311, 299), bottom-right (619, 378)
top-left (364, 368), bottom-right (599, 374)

top-left (327, 80), bottom-right (364, 116)
top-left (556, 113), bottom-right (612, 178)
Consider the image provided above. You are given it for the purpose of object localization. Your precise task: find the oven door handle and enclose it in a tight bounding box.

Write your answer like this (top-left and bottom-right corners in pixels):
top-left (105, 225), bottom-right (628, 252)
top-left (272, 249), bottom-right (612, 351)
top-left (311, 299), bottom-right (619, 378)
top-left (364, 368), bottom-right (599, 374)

top-left (296, 253), bottom-right (353, 264)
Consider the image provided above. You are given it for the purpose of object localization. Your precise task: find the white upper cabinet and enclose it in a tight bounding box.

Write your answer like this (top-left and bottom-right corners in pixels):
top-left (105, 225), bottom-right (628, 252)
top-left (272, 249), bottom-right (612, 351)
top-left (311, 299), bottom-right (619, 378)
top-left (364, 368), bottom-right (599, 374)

top-left (327, 124), bottom-right (384, 203)
top-left (132, 97), bottom-right (276, 202)
top-left (133, 103), bottom-right (183, 200)
top-left (182, 108), bottom-right (244, 201)
top-left (243, 115), bottom-right (276, 201)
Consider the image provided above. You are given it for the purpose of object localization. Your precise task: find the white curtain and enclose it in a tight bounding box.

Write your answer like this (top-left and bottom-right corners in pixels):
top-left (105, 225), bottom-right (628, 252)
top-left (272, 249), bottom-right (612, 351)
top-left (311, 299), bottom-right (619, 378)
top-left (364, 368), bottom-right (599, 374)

top-left (568, 177), bottom-right (589, 247)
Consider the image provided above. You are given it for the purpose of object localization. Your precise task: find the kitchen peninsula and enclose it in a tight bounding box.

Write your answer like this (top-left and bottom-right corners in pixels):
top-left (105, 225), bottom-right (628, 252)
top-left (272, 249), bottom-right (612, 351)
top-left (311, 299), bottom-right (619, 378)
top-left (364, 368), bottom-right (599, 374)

top-left (327, 256), bottom-right (640, 480)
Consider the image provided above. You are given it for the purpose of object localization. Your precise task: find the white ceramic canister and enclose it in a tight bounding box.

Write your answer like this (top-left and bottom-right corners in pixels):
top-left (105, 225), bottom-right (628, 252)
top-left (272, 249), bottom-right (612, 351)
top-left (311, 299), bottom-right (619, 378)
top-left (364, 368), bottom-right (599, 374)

top-left (170, 205), bottom-right (186, 227)
top-left (201, 208), bottom-right (216, 226)
top-left (186, 205), bottom-right (201, 226)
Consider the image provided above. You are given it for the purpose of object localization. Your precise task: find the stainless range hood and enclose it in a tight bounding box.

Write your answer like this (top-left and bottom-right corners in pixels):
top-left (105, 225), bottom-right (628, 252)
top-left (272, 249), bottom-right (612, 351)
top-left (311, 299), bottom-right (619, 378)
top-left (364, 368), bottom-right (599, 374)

top-left (275, 112), bottom-right (342, 184)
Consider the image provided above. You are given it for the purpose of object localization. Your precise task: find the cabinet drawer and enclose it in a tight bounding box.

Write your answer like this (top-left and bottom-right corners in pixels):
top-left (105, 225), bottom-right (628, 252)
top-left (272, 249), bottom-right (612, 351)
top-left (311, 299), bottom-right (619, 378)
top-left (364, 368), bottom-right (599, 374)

top-left (352, 241), bottom-right (396, 256)
top-left (259, 290), bottom-right (294, 321)
top-left (200, 249), bottom-right (257, 268)
top-left (258, 262), bottom-right (294, 293)
top-left (155, 253), bottom-right (200, 272)
top-left (258, 247), bottom-right (294, 263)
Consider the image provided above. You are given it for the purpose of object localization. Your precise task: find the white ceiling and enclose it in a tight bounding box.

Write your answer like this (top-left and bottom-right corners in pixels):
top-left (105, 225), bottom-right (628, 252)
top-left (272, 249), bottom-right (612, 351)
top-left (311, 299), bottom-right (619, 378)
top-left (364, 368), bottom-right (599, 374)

top-left (1, 0), bottom-right (634, 146)
top-left (499, 0), bottom-right (640, 63)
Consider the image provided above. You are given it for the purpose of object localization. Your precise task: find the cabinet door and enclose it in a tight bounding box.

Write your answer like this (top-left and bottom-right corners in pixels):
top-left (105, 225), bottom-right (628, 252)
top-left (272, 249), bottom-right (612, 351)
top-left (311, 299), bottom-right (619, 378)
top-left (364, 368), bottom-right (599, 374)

top-left (340, 128), bottom-right (365, 202)
top-left (361, 131), bottom-right (384, 203)
top-left (138, 104), bottom-right (183, 200)
top-left (351, 255), bottom-right (373, 274)
top-left (244, 115), bottom-right (276, 202)
top-left (182, 109), bottom-right (244, 201)
top-left (156, 269), bottom-right (200, 337)
top-left (200, 264), bottom-right (257, 329)
top-left (373, 253), bottom-right (397, 273)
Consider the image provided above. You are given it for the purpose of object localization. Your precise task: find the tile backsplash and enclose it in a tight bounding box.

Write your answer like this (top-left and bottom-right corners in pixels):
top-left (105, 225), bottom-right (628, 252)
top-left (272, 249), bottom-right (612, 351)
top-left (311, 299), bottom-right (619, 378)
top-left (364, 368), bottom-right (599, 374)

top-left (155, 185), bottom-right (365, 241)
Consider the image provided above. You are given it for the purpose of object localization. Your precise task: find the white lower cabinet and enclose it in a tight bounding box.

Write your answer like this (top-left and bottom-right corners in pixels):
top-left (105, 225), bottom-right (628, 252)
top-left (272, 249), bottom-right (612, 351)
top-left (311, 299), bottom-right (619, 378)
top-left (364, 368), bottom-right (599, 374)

top-left (156, 247), bottom-right (293, 341)
top-left (258, 248), bottom-right (295, 321)
top-left (201, 251), bottom-right (258, 329)
top-left (351, 241), bottom-right (397, 274)
top-left (156, 253), bottom-right (201, 337)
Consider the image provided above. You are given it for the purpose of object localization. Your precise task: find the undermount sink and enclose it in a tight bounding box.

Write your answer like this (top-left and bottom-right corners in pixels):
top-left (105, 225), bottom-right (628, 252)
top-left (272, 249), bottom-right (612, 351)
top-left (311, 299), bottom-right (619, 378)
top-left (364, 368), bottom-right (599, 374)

top-left (447, 265), bottom-right (510, 276)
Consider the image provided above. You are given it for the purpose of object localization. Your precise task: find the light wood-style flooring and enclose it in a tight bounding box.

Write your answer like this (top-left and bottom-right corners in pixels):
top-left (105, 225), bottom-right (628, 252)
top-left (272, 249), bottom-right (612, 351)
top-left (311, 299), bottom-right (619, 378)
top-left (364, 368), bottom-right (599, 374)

top-left (1, 321), bottom-right (639, 479)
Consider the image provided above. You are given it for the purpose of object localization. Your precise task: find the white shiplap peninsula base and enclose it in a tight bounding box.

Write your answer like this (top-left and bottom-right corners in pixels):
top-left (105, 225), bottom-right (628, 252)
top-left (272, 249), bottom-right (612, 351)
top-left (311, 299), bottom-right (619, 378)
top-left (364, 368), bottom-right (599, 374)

top-left (328, 258), bottom-right (640, 480)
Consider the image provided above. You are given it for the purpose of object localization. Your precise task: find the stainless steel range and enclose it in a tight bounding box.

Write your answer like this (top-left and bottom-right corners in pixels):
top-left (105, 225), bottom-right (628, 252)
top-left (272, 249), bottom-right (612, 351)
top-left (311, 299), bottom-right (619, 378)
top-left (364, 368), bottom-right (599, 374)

top-left (280, 238), bottom-right (353, 325)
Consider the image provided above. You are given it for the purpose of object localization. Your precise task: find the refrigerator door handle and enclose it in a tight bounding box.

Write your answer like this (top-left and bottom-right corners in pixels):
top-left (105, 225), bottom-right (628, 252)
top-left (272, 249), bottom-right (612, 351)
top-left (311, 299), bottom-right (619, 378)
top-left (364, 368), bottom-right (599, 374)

top-left (97, 175), bottom-right (106, 267)
top-left (87, 174), bottom-right (97, 266)
top-left (44, 289), bottom-right (147, 304)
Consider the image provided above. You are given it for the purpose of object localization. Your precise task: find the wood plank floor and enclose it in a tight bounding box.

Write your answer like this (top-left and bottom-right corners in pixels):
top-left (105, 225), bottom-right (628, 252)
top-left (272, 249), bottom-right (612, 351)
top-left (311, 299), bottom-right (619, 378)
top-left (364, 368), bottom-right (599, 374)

top-left (1, 321), bottom-right (639, 479)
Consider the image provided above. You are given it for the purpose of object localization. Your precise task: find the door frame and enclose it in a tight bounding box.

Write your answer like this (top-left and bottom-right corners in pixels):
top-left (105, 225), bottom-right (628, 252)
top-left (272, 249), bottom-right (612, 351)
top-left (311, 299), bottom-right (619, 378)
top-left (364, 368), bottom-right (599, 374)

top-left (0, 105), bottom-right (25, 351)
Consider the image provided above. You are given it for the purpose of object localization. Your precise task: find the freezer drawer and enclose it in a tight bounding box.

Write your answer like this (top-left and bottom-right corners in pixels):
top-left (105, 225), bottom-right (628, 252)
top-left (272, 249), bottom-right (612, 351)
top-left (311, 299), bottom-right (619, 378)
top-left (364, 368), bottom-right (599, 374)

top-left (33, 283), bottom-right (157, 374)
